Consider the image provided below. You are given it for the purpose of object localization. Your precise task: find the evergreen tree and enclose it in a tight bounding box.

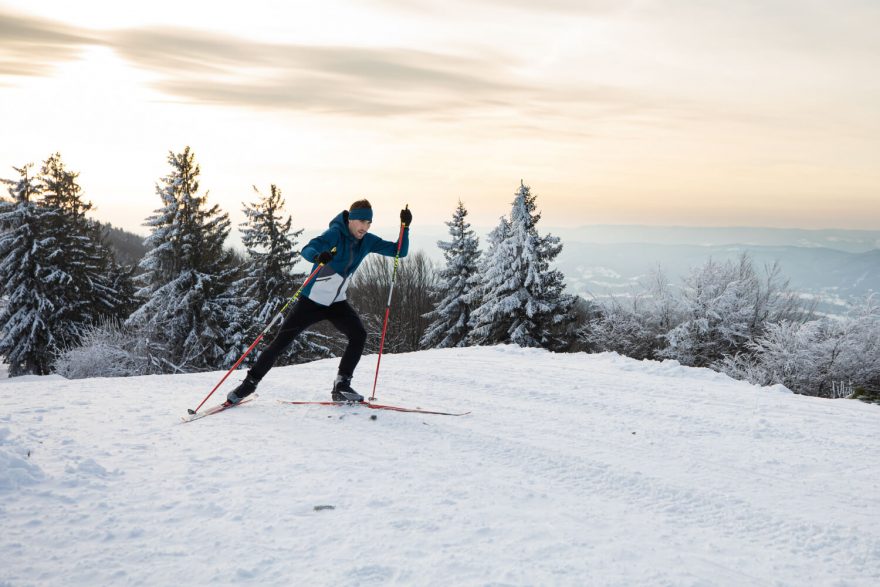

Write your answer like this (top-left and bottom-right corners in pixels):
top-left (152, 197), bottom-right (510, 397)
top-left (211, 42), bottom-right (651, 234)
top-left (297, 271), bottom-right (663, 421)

top-left (469, 181), bottom-right (574, 349)
top-left (126, 147), bottom-right (235, 372)
top-left (0, 164), bottom-right (56, 375)
top-left (0, 156), bottom-right (133, 376)
top-left (467, 215), bottom-right (510, 345)
top-left (104, 259), bottom-right (139, 320)
top-left (37, 153), bottom-right (125, 341)
top-left (229, 184), bottom-right (330, 365)
top-left (420, 200), bottom-right (481, 348)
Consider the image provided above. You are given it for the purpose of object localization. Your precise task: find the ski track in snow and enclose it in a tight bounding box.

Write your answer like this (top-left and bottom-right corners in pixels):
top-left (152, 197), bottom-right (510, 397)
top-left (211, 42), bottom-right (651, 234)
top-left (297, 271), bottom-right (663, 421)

top-left (1, 346), bottom-right (878, 586)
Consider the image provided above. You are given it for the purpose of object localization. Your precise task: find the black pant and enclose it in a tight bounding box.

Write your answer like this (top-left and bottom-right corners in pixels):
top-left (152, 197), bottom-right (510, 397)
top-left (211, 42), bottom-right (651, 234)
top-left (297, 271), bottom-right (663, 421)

top-left (247, 297), bottom-right (367, 381)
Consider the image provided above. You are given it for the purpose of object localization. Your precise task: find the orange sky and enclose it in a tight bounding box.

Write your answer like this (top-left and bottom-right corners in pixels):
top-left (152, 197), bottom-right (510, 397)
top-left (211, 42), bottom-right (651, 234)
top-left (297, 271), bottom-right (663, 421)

top-left (1, 1), bottom-right (878, 234)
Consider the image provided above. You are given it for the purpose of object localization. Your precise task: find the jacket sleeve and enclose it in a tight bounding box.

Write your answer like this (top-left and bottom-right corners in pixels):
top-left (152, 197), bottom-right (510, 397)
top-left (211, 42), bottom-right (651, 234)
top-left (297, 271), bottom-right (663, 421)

top-left (370, 227), bottom-right (409, 258)
top-left (301, 227), bottom-right (339, 263)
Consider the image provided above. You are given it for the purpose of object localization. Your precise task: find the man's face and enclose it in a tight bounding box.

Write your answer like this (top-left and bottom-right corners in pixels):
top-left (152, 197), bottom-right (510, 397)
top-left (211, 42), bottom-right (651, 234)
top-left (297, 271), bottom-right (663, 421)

top-left (349, 218), bottom-right (371, 240)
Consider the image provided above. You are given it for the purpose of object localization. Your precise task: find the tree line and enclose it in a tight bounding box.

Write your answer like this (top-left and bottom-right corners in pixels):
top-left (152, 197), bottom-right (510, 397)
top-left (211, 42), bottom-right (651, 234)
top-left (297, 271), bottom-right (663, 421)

top-left (1, 148), bottom-right (878, 400)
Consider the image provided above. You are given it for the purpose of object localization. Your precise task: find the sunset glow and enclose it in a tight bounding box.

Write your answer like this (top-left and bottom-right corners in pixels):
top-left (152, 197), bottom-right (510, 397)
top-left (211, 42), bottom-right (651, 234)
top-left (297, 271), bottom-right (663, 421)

top-left (1, 0), bottom-right (878, 234)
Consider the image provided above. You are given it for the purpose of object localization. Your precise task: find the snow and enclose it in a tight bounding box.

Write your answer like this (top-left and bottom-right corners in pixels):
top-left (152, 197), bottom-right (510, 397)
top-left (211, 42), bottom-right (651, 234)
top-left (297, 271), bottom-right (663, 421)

top-left (2, 346), bottom-right (878, 585)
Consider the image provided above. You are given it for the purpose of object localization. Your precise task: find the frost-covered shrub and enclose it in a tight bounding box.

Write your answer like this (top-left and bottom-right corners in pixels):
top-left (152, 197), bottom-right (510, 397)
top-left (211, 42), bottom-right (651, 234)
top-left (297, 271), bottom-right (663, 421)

top-left (715, 320), bottom-right (823, 392)
top-left (660, 255), bottom-right (806, 367)
top-left (581, 295), bottom-right (661, 360)
top-left (716, 295), bottom-right (880, 397)
top-left (54, 320), bottom-right (154, 379)
top-left (581, 267), bottom-right (683, 359)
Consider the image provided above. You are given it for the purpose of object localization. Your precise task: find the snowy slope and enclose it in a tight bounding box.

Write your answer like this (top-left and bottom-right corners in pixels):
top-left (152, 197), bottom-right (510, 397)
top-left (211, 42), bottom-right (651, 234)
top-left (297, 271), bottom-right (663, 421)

top-left (1, 346), bottom-right (878, 586)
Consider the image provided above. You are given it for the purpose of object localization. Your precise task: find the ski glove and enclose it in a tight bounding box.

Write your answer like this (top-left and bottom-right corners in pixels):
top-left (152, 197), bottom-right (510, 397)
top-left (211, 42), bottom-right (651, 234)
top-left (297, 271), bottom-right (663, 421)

top-left (400, 207), bottom-right (412, 227)
top-left (315, 250), bottom-right (335, 265)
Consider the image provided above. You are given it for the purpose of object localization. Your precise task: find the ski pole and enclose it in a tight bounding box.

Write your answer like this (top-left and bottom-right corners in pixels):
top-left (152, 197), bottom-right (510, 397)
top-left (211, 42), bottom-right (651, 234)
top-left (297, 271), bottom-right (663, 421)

top-left (369, 207), bottom-right (408, 402)
top-left (189, 249), bottom-right (334, 414)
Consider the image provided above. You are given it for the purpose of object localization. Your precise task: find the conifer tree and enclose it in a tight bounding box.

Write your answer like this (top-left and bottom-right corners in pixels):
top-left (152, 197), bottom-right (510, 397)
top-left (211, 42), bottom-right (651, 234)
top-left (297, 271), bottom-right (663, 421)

top-left (1, 156), bottom-right (133, 376)
top-left (0, 164), bottom-right (56, 375)
top-left (228, 184), bottom-right (330, 365)
top-left (420, 200), bottom-right (481, 348)
top-left (468, 181), bottom-right (573, 349)
top-left (126, 147), bottom-right (235, 372)
top-left (37, 153), bottom-right (125, 338)
top-left (467, 215), bottom-right (511, 345)
top-left (104, 256), bottom-right (139, 320)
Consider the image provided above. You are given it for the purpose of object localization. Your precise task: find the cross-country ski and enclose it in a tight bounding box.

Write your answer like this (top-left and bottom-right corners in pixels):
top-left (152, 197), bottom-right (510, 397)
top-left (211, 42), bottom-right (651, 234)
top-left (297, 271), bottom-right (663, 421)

top-left (278, 399), bottom-right (470, 416)
top-left (180, 396), bottom-right (258, 423)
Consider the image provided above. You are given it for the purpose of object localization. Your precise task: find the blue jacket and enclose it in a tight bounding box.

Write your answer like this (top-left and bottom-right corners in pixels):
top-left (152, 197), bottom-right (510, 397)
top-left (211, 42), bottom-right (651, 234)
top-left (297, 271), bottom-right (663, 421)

top-left (300, 211), bottom-right (409, 305)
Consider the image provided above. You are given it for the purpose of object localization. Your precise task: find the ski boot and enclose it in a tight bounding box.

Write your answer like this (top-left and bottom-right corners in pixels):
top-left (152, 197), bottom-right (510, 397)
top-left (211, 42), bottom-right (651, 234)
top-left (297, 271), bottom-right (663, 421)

top-left (332, 372), bottom-right (364, 403)
top-left (227, 374), bottom-right (258, 405)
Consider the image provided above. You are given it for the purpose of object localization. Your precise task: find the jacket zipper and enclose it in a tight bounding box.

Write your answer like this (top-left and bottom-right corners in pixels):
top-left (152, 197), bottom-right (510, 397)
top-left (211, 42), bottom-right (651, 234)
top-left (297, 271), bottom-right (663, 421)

top-left (332, 238), bottom-right (358, 303)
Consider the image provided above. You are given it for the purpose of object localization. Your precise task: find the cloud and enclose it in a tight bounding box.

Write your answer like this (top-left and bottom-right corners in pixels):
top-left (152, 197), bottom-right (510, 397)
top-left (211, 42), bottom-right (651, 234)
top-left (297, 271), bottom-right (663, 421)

top-left (0, 8), bottom-right (667, 124)
top-left (0, 9), bottom-right (100, 76)
top-left (107, 27), bottom-right (534, 116)
top-left (105, 27), bottom-right (669, 125)
top-left (367, 0), bottom-right (627, 16)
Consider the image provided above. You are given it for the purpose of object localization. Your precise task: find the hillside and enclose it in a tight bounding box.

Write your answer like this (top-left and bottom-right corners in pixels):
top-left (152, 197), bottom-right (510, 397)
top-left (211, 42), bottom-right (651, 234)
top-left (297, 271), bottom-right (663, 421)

top-left (100, 223), bottom-right (149, 269)
top-left (2, 347), bottom-right (878, 585)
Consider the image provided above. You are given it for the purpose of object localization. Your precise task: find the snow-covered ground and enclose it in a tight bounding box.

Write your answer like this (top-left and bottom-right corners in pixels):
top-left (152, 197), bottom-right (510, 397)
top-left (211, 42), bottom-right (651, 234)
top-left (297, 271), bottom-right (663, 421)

top-left (2, 346), bottom-right (878, 586)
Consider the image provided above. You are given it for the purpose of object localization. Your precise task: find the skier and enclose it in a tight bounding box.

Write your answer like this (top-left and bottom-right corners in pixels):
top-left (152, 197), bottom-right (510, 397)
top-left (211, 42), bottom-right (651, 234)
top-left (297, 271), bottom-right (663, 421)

top-left (226, 199), bottom-right (411, 404)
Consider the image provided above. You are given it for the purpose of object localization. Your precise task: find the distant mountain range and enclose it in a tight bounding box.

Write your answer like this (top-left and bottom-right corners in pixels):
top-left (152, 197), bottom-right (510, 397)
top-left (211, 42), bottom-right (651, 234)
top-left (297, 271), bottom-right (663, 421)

top-left (549, 225), bottom-right (880, 253)
top-left (407, 225), bottom-right (880, 314)
top-left (560, 241), bottom-right (878, 304)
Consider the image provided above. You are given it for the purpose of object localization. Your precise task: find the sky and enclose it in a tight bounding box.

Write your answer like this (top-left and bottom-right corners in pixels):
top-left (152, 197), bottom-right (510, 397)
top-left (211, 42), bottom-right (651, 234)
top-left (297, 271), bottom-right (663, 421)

top-left (1, 0), bottom-right (879, 237)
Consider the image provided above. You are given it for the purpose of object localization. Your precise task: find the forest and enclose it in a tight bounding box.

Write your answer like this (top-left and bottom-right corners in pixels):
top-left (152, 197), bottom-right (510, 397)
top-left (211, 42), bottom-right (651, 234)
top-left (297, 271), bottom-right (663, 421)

top-left (1, 148), bottom-right (878, 401)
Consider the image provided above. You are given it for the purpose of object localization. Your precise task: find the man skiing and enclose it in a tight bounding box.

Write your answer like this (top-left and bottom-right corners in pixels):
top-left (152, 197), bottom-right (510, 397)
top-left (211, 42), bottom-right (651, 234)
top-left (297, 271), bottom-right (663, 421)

top-left (227, 199), bottom-right (411, 404)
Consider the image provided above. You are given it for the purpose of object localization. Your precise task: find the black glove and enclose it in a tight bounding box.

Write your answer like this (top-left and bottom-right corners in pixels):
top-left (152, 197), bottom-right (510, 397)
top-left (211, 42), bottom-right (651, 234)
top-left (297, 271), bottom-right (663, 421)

top-left (315, 250), bottom-right (335, 264)
top-left (400, 207), bottom-right (412, 227)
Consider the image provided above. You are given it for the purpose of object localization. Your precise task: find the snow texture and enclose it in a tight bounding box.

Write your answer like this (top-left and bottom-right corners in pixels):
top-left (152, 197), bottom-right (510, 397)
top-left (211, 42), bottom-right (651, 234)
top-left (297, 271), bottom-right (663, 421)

top-left (1, 346), bottom-right (878, 586)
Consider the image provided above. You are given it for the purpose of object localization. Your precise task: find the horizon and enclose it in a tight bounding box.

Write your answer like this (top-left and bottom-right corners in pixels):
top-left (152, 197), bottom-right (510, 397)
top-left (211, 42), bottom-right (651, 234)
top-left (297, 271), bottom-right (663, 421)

top-left (87, 215), bottom-right (880, 241)
top-left (2, 1), bottom-right (878, 233)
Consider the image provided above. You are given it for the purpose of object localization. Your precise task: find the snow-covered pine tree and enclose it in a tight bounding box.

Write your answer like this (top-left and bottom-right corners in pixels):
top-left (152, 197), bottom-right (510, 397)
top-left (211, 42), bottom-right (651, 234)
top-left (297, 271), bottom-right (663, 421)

top-left (37, 153), bottom-right (126, 335)
top-left (0, 164), bottom-right (57, 375)
top-left (228, 184), bottom-right (330, 366)
top-left (420, 200), bottom-right (481, 348)
top-left (466, 215), bottom-right (510, 345)
top-left (468, 181), bottom-right (574, 350)
top-left (126, 147), bottom-right (236, 372)
top-left (103, 256), bottom-right (139, 320)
